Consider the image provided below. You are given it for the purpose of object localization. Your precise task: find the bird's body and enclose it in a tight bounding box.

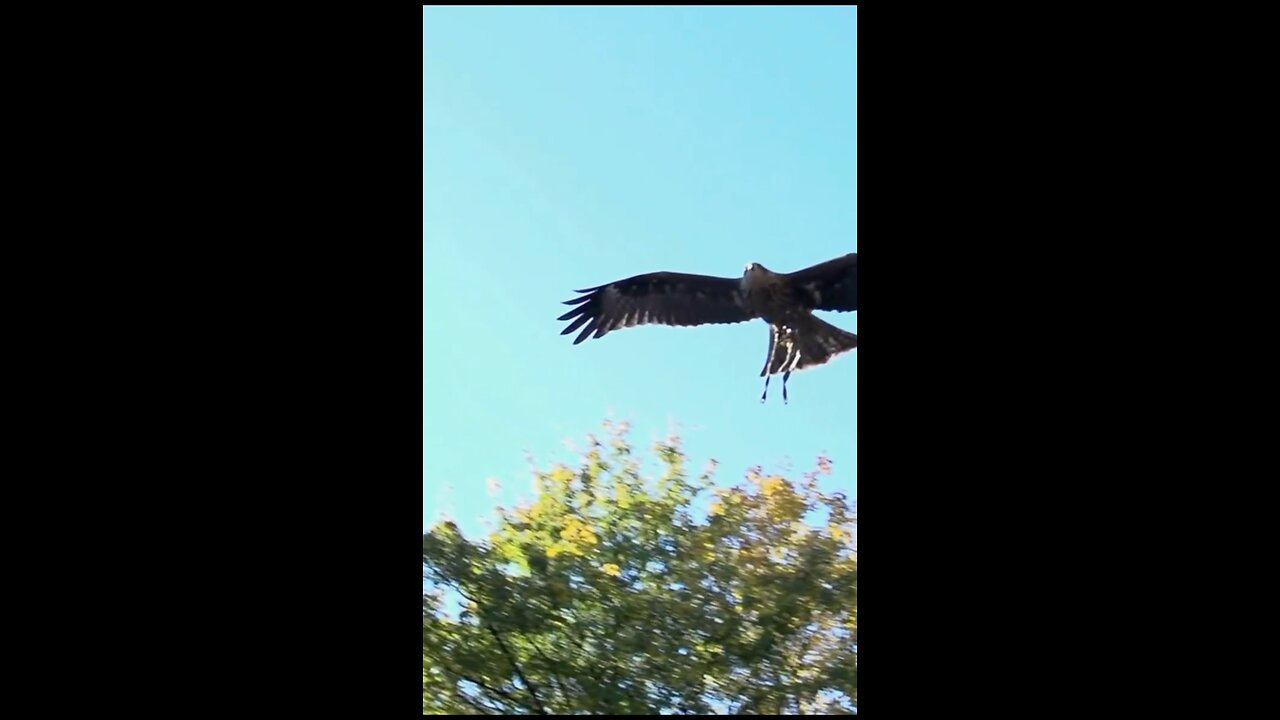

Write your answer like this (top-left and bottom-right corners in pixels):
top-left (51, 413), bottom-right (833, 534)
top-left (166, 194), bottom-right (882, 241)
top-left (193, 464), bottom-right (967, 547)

top-left (558, 253), bottom-right (857, 403)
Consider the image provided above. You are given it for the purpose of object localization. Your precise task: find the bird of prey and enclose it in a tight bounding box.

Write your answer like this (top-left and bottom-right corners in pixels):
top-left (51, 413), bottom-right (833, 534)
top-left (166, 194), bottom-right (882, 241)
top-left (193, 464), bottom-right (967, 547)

top-left (557, 253), bottom-right (857, 403)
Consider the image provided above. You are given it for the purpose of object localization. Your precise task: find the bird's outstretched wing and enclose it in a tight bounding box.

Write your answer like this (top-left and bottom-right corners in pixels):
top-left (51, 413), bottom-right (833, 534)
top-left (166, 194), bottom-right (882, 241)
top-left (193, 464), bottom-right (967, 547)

top-left (785, 252), bottom-right (858, 312)
top-left (558, 272), bottom-right (754, 345)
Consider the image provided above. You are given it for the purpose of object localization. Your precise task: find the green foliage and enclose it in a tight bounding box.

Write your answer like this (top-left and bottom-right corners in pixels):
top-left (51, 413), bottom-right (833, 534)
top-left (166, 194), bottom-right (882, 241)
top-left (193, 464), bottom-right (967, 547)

top-left (423, 419), bottom-right (857, 714)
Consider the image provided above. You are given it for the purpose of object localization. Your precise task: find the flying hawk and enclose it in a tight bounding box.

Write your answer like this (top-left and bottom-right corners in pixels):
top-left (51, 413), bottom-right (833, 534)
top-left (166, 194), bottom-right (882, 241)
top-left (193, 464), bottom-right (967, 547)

top-left (557, 253), bottom-right (857, 403)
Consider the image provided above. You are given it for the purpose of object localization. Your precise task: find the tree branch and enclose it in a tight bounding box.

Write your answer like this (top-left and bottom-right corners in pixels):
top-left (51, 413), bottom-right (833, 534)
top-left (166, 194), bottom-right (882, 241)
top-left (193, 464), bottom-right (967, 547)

top-left (441, 664), bottom-right (523, 713)
top-left (425, 562), bottom-right (549, 714)
top-left (528, 639), bottom-right (572, 702)
top-left (488, 625), bottom-right (548, 715)
top-left (451, 688), bottom-right (494, 715)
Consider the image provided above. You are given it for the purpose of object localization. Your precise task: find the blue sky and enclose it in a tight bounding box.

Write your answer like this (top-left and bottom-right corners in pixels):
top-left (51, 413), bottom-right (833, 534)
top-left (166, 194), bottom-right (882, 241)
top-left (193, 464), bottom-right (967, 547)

top-left (424, 6), bottom-right (857, 536)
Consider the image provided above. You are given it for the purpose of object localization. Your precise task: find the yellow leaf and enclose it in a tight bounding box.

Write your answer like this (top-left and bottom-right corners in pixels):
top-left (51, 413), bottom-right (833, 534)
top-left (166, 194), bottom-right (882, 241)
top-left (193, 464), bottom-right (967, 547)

top-left (600, 563), bottom-right (621, 577)
top-left (761, 477), bottom-right (787, 496)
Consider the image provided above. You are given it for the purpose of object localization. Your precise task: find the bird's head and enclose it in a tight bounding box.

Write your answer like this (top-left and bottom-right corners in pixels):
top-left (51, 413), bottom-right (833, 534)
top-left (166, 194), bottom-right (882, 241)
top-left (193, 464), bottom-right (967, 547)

top-left (743, 262), bottom-right (768, 277)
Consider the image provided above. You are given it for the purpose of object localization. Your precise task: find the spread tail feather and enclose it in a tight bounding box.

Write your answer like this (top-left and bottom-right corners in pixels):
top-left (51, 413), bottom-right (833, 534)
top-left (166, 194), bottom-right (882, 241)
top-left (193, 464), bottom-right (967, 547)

top-left (758, 316), bottom-right (856, 404)
top-left (760, 316), bottom-right (857, 377)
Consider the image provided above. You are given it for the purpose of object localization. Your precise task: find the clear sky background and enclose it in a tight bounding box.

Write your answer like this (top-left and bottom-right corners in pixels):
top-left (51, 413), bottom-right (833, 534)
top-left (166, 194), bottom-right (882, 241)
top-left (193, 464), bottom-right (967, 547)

top-left (424, 6), bottom-right (857, 536)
